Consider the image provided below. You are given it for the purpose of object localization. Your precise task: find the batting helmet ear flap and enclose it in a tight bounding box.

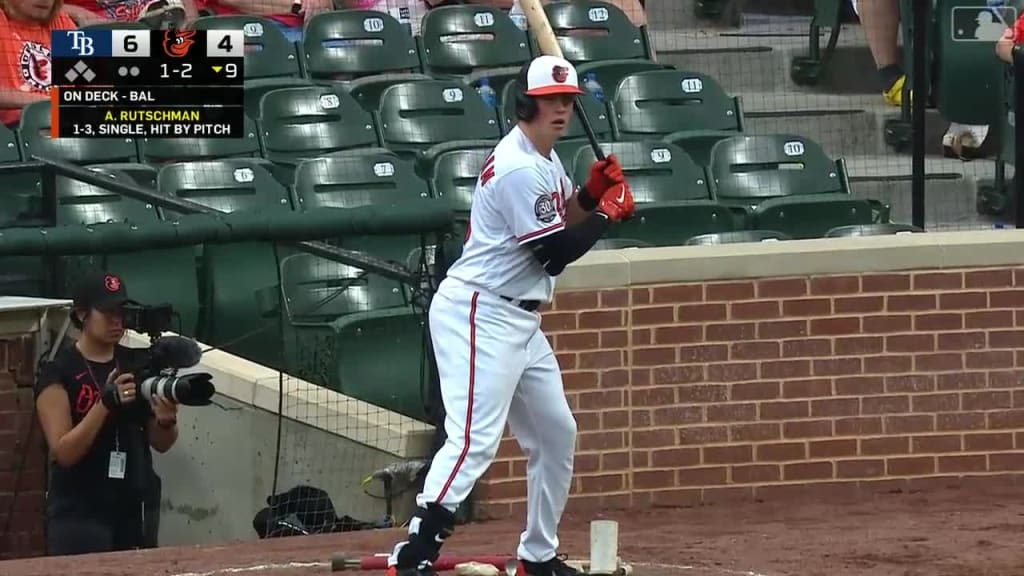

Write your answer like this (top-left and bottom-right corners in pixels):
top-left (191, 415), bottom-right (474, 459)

top-left (513, 62), bottom-right (538, 122)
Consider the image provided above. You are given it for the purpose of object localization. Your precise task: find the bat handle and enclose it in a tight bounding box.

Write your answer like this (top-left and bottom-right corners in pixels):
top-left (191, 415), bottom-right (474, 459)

top-left (573, 96), bottom-right (605, 162)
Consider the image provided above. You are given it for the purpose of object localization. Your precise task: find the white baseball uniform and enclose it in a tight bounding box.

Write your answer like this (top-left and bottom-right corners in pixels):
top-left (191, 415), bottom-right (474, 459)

top-left (415, 125), bottom-right (579, 563)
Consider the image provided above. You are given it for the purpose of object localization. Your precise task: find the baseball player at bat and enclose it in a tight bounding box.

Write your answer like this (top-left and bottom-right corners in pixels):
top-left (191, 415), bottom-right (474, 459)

top-left (385, 55), bottom-right (635, 576)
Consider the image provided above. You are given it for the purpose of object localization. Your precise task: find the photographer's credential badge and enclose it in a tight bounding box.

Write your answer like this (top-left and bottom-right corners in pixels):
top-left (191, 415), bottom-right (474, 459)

top-left (108, 450), bottom-right (126, 479)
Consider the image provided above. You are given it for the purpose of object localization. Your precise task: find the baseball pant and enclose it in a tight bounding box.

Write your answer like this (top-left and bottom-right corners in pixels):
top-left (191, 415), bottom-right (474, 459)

top-left (418, 277), bottom-right (577, 563)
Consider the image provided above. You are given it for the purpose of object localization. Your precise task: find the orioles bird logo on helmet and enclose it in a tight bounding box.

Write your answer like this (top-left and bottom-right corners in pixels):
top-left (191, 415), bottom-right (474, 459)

top-left (163, 29), bottom-right (196, 58)
top-left (551, 65), bottom-right (569, 83)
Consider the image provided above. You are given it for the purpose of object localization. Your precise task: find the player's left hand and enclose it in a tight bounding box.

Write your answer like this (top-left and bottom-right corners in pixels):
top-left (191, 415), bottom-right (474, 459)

top-left (584, 154), bottom-right (624, 201)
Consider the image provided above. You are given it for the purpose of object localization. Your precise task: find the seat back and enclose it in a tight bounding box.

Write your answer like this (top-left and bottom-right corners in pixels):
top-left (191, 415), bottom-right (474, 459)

top-left (19, 101), bottom-right (138, 164)
top-left (378, 80), bottom-right (501, 153)
top-left (55, 170), bottom-right (160, 225)
top-left (426, 143), bottom-right (495, 213)
top-left (571, 141), bottom-right (710, 202)
top-left (156, 158), bottom-right (292, 215)
top-left (606, 200), bottom-right (735, 247)
top-left (139, 114), bottom-right (261, 163)
top-left (0, 121), bottom-right (21, 162)
top-left (258, 86), bottom-right (379, 164)
top-left (611, 70), bottom-right (740, 137)
top-left (292, 151), bottom-right (430, 211)
top-left (753, 194), bottom-right (874, 239)
top-left (499, 80), bottom-right (612, 140)
top-left (541, 0), bottom-right (649, 63)
top-left (709, 135), bottom-right (844, 202)
top-left (302, 10), bottom-right (421, 79)
top-left (419, 5), bottom-right (531, 74)
top-left (280, 252), bottom-right (409, 321)
top-left (189, 16), bottom-right (301, 79)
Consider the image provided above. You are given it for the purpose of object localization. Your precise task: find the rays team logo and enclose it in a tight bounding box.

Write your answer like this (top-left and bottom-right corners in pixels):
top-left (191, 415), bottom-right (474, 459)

top-left (18, 42), bottom-right (51, 92)
top-left (163, 28), bottom-right (196, 58)
top-left (551, 65), bottom-right (569, 83)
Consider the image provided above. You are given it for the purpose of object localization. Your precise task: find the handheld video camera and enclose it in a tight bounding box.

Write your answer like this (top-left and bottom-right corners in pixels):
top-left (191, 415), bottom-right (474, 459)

top-left (124, 303), bottom-right (216, 407)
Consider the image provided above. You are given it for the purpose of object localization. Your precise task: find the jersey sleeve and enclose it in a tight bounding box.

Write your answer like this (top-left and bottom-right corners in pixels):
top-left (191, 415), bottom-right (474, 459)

top-left (496, 166), bottom-right (567, 246)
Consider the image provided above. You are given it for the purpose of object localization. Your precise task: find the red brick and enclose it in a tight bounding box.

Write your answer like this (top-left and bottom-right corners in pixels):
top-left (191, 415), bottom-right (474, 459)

top-left (677, 466), bottom-right (729, 486)
top-left (631, 387), bottom-right (675, 407)
top-left (556, 332), bottom-right (599, 351)
top-left (730, 381), bottom-right (780, 401)
top-left (782, 378), bottom-right (832, 398)
top-left (782, 338), bottom-right (832, 358)
top-left (571, 455), bottom-right (599, 475)
top-left (861, 395), bottom-right (909, 414)
top-left (964, 351), bottom-right (1014, 370)
top-left (912, 435), bottom-right (962, 453)
top-left (653, 365), bottom-right (704, 385)
top-left (884, 414), bottom-right (934, 434)
top-left (936, 412), bottom-right (985, 431)
top-left (835, 416), bottom-right (883, 436)
top-left (811, 398), bottom-right (859, 417)
top-left (837, 459), bottom-right (885, 478)
top-left (678, 426), bottom-right (729, 445)
top-left (760, 400), bottom-right (810, 420)
top-left (783, 420), bottom-right (832, 439)
top-left (654, 325), bottom-right (703, 344)
top-left (914, 271), bottom-right (965, 290)
top-left (809, 439), bottom-right (857, 458)
top-left (860, 436), bottom-right (910, 456)
top-left (834, 296), bottom-right (885, 314)
top-left (810, 317), bottom-right (861, 336)
top-left (678, 344), bottom-right (729, 364)
top-left (678, 384), bottom-right (727, 403)
top-left (600, 330), bottom-right (628, 348)
top-left (888, 294), bottom-right (936, 312)
top-left (862, 273), bottom-right (911, 292)
top-left (706, 403), bottom-right (757, 422)
top-left (1016, 268), bottom-right (1024, 286)
top-left (578, 390), bottom-right (625, 410)
top-left (990, 330), bottom-right (1024, 349)
top-left (542, 312), bottom-right (577, 331)
top-left (758, 320), bottom-right (808, 339)
top-left (579, 350), bottom-right (624, 370)
top-left (650, 448), bottom-right (700, 468)
top-left (731, 301), bottom-right (780, 320)
top-left (706, 281), bottom-right (755, 302)
top-left (579, 310), bottom-right (624, 329)
top-left (834, 336), bottom-right (884, 356)
top-left (730, 423), bottom-right (781, 442)
top-left (784, 461), bottom-right (834, 481)
top-left (915, 353), bottom-right (963, 372)
top-left (938, 332), bottom-right (987, 351)
top-left (863, 315), bottom-right (913, 333)
top-left (705, 323), bottom-right (757, 341)
top-left (966, 310), bottom-right (1013, 329)
top-left (676, 303), bottom-right (727, 323)
top-left (579, 431), bottom-right (626, 451)
top-left (598, 289), bottom-right (629, 308)
top-left (761, 360), bottom-right (812, 380)
top-left (647, 489), bottom-right (701, 507)
top-left (631, 288), bottom-right (651, 305)
top-left (599, 369), bottom-right (628, 389)
top-left (937, 372), bottom-right (987, 390)
top-left (651, 285), bottom-right (703, 304)
top-left (602, 409), bottom-right (629, 429)
top-left (555, 291), bottom-right (598, 310)
top-left (886, 334), bottom-right (935, 353)
top-left (886, 456), bottom-right (934, 476)
top-left (963, 391), bottom-right (1012, 411)
top-left (836, 376), bottom-right (884, 395)
top-left (631, 470), bottom-right (672, 490)
top-left (731, 464), bottom-right (781, 484)
top-left (988, 370), bottom-right (1024, 388)
top-left (989, 289), bottom-right (1024, 308)
top-left (702, 445), bottom-right (753, 464)
top-left (990, 453), bottom-right (1024, 471)
top-left (485, 479), bottom-right (528, 500)
top-left (938, 455), bottom-right (987, 473)
top-left (707, 363), bottom-right (758, 383)
top-left (632, 329), bottom-right (651, 346)
top-left (782, 298), bottom-right (832, 317)
top-left (988, 410), bottom-right (1024, 429)
top-left (633, 306), bottom-right (675, 326)
top-left (557, 353), bottom-right (577, 371)
top-left (966, 269), bottom-right (1014, 288)
top-left (630, 429), bottom-right (675, 449)
top-left (731, 341), bottom-right (780, 360)
top-left (652, 406), bottom-right (703, 426)
top-left (939, 292), bottom-right (987, 310)
top-left (756, 278), bottom-right (807, 299)
top-left (915, 313), bottom-right (963, 331)
top-left (885, 375), bottom-right (934, 393)
top-left (813, 358), bottom-right (863, 376)
top-left (811, 275), bottom-right (861, 295)
top-left (756, 442), bottom-right (806, 462)
top-left (964, 432), bottom-right (1014, 452)
top-left (911, 393), bottom-right (959, 413)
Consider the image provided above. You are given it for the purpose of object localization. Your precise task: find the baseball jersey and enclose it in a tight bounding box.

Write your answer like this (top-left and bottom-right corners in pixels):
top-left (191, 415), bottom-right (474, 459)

top-left (446, 126), bottom-right (575, 303)
top-left (0, 10), bottom-right (76, 127)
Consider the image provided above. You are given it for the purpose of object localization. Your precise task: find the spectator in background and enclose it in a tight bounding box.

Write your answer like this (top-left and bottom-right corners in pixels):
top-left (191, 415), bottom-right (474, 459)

top-left (201, 0), bottom-right (329, 42)
top-left (0, 0), bottom-right (76, 127)
top-left (62, 0), bottom-right (200, 29)
top-left (338, 0), bottom-right (510, 37)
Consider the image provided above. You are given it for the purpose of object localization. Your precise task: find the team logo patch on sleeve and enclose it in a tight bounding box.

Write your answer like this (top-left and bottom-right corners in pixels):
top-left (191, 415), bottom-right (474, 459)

top-left (534, 195), bottom-right (557, 223)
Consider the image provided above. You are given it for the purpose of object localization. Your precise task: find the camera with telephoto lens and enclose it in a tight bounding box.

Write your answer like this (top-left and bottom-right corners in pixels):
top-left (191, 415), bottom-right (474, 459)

top-left (123, 303), bottom-right (216, 407)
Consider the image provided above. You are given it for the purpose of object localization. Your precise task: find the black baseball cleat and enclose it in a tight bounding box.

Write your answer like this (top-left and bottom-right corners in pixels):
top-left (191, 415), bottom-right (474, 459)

top-left (517, 554), bottom-right (581, 576)
top-left (386, 566), bottom-right (438, 576)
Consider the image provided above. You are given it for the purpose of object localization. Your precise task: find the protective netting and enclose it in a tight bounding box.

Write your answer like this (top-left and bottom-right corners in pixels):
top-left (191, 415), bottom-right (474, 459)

top-left (0, 0), bottom-right (1022, 559)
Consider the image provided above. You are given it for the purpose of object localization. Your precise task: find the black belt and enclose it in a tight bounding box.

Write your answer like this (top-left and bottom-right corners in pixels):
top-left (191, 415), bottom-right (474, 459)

top-left (501, 295), bottom-right (541, 312)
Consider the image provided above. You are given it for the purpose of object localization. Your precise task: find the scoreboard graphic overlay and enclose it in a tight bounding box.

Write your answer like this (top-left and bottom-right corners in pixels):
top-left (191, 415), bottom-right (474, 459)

top-left (50, 29), bottom-right (245, 138)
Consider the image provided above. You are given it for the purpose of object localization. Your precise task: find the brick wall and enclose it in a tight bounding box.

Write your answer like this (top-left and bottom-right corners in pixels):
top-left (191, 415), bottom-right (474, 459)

top-left (0, 336), bottom-right (47, 559)
top-left (477, 266), bottom-right (1024, 516)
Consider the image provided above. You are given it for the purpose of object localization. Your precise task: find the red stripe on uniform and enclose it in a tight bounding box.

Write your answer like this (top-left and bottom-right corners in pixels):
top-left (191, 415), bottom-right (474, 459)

top-left (436, 291), bottom-right (479, 504)
top-left (517, 221), bottom-right (565, 243)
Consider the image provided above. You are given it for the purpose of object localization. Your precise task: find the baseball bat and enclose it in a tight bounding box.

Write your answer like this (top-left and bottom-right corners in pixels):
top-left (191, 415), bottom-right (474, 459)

top-left (518, 0), bottom-right (606, 162)
top-left (330, 553), bottom-right (513, 572)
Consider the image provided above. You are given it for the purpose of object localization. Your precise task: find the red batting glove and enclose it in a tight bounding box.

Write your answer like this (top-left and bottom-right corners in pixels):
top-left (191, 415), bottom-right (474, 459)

top-left (583, 154), bottom-right (624, 202)
top-left (597, 182), bottom-right (635, 223)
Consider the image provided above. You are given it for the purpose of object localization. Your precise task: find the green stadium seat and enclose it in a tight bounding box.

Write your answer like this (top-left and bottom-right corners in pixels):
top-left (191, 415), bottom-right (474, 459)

top-left (751, 194), bottom-right (875, 240)
top-left (189, 16), bottom-right (302, 79)
top-left (302, 10), bottom-right (432, 111)
top-left (0, 120), bottom-right (21, 162)
top-left (157, 159), bottom-right (292, 369)
top-left (593, 238), bottom-right (653, 250)
top-left (19, 101), bottom-right (139, 164)
top-left (934, 0), bottom-right (1007, 127)
top-left (570, 141), bottom-right (711, 203)
top-left (87, 163), bottom-right (159, 188)
top-left (0, 122), bottom-right (48, 228)
top-left (418, 5), bottom-right (531, 96)
top-left (604, 200), bottom-right (736, 247)
top-left (790, 0), bottom-right (845, 86)
top-left (610, 70), bottom-right (743, 166)
top-left (139, 114), bottom-right (261, 164)
top-left (498, 79), bottom-right (612, 161)
top-left (244, 78), bottom-right (314, 116)
top-left (824, 223), bottom-right (924, 237)
top-left (377, 80), bottom-right (501, 161)
top-left (257, 85), bottom-right (379, 168)
top-left (686, 230), bottom-right (791, 245)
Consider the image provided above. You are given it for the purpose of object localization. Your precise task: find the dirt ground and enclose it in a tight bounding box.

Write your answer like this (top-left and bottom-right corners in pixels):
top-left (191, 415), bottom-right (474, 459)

top-left (4, 485), bottom-right (1024, 576)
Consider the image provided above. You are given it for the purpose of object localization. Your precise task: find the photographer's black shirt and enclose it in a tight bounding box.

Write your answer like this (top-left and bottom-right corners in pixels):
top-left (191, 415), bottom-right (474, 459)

top-left (35, 343), bottom-right (156, 520)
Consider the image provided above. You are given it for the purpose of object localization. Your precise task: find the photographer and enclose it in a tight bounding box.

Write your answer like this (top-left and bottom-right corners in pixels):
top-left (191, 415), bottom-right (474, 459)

top-left (34, 270), bottom-right (179, 556)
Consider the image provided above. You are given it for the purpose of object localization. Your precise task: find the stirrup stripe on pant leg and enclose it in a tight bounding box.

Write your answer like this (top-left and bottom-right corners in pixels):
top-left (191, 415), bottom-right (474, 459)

top-left (436, 291), bottom-right (480, 504)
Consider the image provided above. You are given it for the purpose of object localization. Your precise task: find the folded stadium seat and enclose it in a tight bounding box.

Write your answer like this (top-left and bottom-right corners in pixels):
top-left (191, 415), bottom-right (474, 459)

top-left (609, 70), bottom-right (743, 166)
top-left (789, 0), bottom-right (845, 86)
top-left (157, 159), bottom-right (293, 370)
top-left (824, 223), bottom-right (925, 237)
top-left (19, 100), bottom-right (139, 165)
top-left (750, 194), bottom-right (875, 240)
top-left (686, 230), bottom-right (791, 245)
top-left (302, 10), bottom-right (433, 113)
top-left (53, 169), bottom-right (201, 336)
top-left (417, 5), bottom-right (531, 101)
top-left (278, 251), bottom-right (431, 421)
top-left (189, 15), bottom-right (303, 79)
top-left (540, 0), bottom-right (667, 100)
top-left (87, 163), bottom-right (159, 188)
top-left (376, 79), bottom-right (502, 164)
top-left (498, 78), bottom-right (611, 162)
top-left (257, 85), bottom-right (380, 181)
top-left (138, 115), bottom-right (261, 164)
top-left (593, 238), bottom-right (653, 250)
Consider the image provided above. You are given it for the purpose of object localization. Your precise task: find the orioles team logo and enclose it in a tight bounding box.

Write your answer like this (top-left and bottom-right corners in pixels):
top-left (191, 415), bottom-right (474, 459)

top-left (104, 274), bottom-right (121, 292)
top-left (18, 42), bottom-right (51, 92)
top-left (163, 28), bottom-right (196, 58)
top-left (551, 65), bottom-right (569, 83)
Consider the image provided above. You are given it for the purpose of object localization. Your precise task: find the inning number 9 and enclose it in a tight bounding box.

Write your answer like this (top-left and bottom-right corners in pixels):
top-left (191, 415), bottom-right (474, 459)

top-left (225, 63), bottom-right (237, 78)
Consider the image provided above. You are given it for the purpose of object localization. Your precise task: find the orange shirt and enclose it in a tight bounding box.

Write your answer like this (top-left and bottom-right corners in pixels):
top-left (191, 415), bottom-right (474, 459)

top-left (0, 10), bottom-right (77, 126)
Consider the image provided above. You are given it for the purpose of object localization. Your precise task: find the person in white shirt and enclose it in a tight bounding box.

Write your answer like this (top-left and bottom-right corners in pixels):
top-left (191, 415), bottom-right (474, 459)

top-left (383, 55), bottom-right (635, 576)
